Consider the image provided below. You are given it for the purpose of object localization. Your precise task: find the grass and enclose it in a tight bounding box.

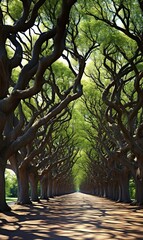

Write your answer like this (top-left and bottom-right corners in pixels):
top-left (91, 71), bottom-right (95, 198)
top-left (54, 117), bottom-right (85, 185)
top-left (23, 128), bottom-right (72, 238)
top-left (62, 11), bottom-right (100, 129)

top-left (6, 197), bottom-right (17, 203)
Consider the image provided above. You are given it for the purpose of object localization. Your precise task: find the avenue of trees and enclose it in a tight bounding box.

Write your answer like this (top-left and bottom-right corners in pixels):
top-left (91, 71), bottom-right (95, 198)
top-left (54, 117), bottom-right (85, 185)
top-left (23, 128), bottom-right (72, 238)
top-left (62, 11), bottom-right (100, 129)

top-left (78, 0), bottom-right (143, 205)
top-left (0, 0), bottom-right (97, 212)
top-left (1, 0), bottom-right (143, 212)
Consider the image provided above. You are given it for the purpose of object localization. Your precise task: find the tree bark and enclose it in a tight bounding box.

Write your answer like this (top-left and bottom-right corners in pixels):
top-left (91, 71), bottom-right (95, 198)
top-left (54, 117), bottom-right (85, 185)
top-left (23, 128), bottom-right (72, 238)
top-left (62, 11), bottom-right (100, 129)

top-left (112, 181), bottom-right (119, 201)
top-left (0, 163), bottom-right (11, 211)
top-left (135, 179), bottom-right (143, 205)
top-left (51, 179), bottom-right (56, 196)
top-left (17, 166), bottom-right (31, 204)
top-left (29, 172), bottom-right (39, 202)
top-left (40, 175), bottom-right (48, 199)
top-left (47, 177), bottom-right (53, 198)
top-left (118, 169), bottom-right (131, 203)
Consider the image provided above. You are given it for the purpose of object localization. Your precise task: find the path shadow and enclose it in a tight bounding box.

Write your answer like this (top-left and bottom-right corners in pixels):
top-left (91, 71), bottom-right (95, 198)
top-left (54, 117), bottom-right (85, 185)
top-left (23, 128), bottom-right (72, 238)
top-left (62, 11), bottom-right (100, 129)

top-left (0, 193), bottom-right (143, 239)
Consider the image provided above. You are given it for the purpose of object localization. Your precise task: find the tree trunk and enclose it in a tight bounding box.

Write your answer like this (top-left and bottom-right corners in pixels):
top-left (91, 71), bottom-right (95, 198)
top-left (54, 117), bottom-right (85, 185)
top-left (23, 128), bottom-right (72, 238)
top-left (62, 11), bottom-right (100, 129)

top-left (118, 181), bottom-right (130, 202)
top-left (47, 177), bottom-right (53, 198)
top-left (56, 181), bottom-right (61, 196)
top-left (107, 181), bottom-right (114, 199)
top-left (17, 166), bottom-right (31, 204)
top-left (135, 179), bottom-right (143, 205)
top-left (40, 175), bottom-right (48, 199)
top-left (0, 164), bottom-right (11, 211)
top-left (29, 172), bottom-right (39, 202)
top-left (95, 182), bottom-right (99, 196)
top-left (55, 180), bottom-right (59, 196)
top-left (52, 179), bottom-right (56, 196)
top-left (112, 181), bottom-right (119, 201)
top-left (103, 182), bottom-right (107, 197)
top-left (118, 173), bottom-right (131, 203)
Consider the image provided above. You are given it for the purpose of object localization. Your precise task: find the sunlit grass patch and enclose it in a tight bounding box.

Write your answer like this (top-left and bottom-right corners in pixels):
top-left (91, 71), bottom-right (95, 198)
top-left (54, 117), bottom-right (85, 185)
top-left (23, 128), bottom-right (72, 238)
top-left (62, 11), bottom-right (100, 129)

top-left (6, 197), bottom-right (17, 203)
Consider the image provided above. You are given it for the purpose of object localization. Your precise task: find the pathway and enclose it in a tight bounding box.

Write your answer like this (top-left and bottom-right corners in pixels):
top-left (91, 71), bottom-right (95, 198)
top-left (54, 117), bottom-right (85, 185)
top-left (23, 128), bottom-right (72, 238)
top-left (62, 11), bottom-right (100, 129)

top-left (0, 192), bottom-right (143, 239)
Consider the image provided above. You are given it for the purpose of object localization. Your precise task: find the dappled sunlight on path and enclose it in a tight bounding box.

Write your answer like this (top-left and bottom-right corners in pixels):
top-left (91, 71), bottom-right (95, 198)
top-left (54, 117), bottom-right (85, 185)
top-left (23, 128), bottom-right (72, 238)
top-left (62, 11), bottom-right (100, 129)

top-left (0, 192), bottom-right (143, 239)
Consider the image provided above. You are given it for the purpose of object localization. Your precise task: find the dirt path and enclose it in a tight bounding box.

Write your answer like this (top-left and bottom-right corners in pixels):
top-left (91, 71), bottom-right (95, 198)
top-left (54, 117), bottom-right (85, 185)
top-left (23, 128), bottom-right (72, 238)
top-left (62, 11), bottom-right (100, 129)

top-left (0, 192), bottom-right (143, 239)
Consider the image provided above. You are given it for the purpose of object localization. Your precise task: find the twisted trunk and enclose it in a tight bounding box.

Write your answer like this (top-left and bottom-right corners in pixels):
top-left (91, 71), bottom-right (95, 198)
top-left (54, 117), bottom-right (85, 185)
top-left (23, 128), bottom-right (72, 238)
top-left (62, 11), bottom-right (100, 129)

top-left (40, 175), bottom-right (48, 200)
top-left (135, 179), bottom-right (143, 205)
top-left (47, 177), bottom-right (53, 198)
top-left (29, 172), bottom-right (39, 202)
top-left (17, 166), bottom-right (31, 204)
top-left (118, 168), bottom-right (131, 203)
top-left (0, 162), bottom-right (11, 211)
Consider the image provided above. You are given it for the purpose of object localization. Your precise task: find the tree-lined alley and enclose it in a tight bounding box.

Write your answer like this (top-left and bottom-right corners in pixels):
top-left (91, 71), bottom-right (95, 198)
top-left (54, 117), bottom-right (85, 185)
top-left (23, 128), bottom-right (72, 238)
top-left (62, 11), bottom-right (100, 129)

top-left (1, 0), bottom-right (143, 213)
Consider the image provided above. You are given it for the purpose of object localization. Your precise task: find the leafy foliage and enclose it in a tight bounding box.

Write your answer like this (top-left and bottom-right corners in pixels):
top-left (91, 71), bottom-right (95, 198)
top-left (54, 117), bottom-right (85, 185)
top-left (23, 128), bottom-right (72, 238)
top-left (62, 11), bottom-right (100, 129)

top-left (5, 169), bottom-right (18, 197)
